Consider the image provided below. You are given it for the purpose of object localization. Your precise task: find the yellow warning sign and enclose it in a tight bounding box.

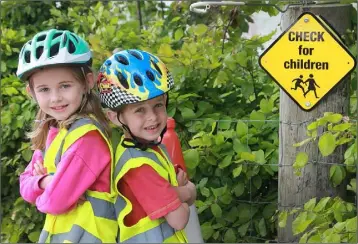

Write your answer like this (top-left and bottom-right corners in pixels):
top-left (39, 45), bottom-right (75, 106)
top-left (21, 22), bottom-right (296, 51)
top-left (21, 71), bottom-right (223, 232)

top-left (259, 12), bottom-right (356, 111)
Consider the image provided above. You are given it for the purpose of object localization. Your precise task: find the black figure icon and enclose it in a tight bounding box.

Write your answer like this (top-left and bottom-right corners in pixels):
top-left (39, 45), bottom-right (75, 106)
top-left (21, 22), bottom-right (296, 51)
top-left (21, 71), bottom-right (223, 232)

top-left (303, 74), bottom-right (320, 98)
top-left (291, 75), bottom-right (305, 93)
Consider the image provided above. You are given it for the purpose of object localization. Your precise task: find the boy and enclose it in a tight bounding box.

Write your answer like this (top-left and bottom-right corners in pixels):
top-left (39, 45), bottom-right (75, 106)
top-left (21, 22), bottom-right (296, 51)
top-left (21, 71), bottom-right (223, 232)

top-left (96, 49), bottom-right (197, 243)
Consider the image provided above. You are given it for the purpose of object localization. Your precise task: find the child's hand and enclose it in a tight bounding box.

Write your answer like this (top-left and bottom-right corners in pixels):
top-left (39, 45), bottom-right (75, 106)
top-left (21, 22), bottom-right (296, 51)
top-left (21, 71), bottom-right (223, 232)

top-left (176, 168), bottom-right (188, 186)
top-left (39, 175), bottom-right (53, 189)
top-left (33, 160), bottom-right (47, 176)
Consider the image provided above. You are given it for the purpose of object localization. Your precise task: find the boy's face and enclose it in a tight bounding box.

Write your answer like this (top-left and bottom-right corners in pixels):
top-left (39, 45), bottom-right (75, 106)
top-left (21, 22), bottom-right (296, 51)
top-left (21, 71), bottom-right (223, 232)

top-left (107, 95), bottom-right (168, 143)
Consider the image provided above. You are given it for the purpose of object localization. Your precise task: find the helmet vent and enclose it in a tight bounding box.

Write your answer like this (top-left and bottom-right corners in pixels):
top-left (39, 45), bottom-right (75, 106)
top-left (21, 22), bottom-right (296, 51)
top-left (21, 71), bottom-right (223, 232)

top-left (68, 40), bottom-right (76, 54)
top-left (146, 71), bottom-right (155, 81)
top-left (151, 60), bottom-right (162, 76)
top-left (115, 55), bottom-right (129, 65)
top-left (36, 46), bottom-right (44, 59)
top-left (50, 42), bottom-right (60, 57)
top-left (37, 35), bottom-right (46, 42)
top-left (24, 51), bottom-right (31, 63)
top-left (129, 50), bottom-right (143, 60)
top-left (117, 72), bottom-right (129, 89)
top-left (53, 32), bottom-right (62, 39)
top-left (70, 33), bottom-right (79, 43)
top-left (134, 74), bottom-right (143, 86)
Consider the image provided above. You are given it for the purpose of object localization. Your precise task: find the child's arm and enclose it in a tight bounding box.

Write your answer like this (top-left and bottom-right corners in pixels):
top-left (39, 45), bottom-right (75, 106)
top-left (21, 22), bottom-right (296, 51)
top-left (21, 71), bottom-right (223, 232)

top-left (35, 131), bottom-right (111, 215)
top-left (19, 150), bottom-right (47, 204)
top-left (120, 165), bottom-right (190, 230)
top-left (164, 202), bottom-right (190, 230)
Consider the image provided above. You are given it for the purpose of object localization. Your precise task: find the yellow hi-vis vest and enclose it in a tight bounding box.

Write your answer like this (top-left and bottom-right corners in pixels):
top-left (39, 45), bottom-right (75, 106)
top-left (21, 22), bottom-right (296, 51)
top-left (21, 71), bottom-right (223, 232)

top-left (113, 136), bottom-right (188, 243)
top-left (38, 117), bottom-right (118, 243)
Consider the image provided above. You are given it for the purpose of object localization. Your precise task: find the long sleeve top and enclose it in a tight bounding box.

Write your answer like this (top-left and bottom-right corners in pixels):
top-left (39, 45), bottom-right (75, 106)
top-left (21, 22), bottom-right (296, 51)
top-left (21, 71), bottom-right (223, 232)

top-left (19, 126), bottom-right (111, 215)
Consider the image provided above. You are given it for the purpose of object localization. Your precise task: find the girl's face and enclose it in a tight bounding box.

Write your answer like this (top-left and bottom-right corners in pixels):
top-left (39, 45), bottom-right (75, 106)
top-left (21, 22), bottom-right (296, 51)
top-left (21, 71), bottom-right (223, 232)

top-left (109, 95), bottom-right (168, 143)
top-left (29, 66), bottom-right (86, 121)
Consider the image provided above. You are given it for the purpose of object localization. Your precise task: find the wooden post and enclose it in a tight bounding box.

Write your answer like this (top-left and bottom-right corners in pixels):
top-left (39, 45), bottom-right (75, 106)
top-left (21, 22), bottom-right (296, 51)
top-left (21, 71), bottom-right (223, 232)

top-left (278, 4), bottom-right (353, 242)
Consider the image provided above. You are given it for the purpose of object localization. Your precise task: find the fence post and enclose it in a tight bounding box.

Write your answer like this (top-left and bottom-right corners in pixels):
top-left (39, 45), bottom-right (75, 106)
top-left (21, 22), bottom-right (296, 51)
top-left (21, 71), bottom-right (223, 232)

top-left (278, 3), bottom-right (353, 242)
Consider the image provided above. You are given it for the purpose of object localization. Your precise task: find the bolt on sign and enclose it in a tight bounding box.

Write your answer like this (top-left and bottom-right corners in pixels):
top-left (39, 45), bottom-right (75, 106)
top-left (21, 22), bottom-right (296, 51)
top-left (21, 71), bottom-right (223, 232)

top-left (259, 12), bottom-right (356, 111)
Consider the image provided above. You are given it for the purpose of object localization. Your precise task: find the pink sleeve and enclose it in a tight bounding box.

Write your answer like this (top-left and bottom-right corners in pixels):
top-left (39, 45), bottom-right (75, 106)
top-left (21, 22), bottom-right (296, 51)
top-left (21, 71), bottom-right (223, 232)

top-left (19, 150), bottom-right (47, 204)
top-left (35, 131), bottom-right (111, 215)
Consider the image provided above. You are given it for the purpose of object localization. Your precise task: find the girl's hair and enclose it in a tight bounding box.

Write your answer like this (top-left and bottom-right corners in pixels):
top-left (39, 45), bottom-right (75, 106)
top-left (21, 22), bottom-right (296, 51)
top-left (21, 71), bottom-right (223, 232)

top-left (27, 65), bottom-right (111, 150)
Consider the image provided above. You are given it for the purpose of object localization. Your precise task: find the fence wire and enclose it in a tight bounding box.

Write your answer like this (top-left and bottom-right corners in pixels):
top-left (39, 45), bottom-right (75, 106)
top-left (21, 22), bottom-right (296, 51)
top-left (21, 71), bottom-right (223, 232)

top-left (187, 118), bottom-right (357, 243)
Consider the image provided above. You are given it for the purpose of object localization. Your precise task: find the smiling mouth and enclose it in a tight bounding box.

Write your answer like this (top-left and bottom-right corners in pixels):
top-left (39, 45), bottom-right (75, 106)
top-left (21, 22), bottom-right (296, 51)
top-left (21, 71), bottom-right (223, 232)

top-left (145, 124), bottom-right (159, 131)
top-left (51, 105), bottom-right (68, 111)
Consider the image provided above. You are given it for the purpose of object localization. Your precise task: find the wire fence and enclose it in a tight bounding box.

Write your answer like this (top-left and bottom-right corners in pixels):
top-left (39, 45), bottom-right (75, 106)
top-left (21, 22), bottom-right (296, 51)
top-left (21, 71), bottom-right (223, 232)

top-left (187, 118), bottom-right (357, 243)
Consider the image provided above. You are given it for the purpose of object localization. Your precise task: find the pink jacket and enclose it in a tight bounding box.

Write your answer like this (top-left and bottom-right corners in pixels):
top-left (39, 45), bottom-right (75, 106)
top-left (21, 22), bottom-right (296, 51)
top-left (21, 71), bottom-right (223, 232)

top-left (19, 127), bottom-right (111, 215)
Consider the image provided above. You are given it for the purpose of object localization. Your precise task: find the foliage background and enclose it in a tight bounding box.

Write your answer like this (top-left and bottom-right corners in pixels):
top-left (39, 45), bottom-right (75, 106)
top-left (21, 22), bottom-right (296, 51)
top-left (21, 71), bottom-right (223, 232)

top-left (1, 1), bottom-right (357, 243)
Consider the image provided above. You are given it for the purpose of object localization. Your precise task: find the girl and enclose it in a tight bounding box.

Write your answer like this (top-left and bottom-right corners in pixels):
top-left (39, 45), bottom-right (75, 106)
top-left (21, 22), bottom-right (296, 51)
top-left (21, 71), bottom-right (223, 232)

top-left (96, 49), bottom-right (197, 243)
top-left (17, 29), bottom-right (117, 243)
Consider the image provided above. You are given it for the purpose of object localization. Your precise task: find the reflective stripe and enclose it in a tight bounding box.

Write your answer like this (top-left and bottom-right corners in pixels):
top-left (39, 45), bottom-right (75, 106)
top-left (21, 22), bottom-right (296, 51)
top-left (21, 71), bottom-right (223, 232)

top-left (39, 229), bottom-right (49, 243)
top-left (123, 221), bottom-right (175, 243)
top-left (86, 196), bottom-right (116, 220)
top-left (54, 118), bottom-right (106, 166)
top-left (114, 194), bottom-right (126, 219)
top-left (114, 148), bottom-right (162, 179)
top-left (39, 225), bottom-right (102, 243)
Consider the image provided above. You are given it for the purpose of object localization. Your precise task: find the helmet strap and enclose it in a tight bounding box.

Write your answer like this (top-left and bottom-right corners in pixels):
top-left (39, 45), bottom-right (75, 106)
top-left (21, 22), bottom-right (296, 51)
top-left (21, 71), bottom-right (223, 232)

top-left (116, 112), bottom-right (166, 151)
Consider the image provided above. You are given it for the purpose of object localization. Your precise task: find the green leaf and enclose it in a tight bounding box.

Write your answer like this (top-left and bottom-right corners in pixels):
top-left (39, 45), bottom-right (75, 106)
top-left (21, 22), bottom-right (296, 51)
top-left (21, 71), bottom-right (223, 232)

top-left (252, 150), bottom-right (266, 164)
top-left (240, 152), bottom-right (255, 161)
top-left (257, 218), bottom-right (267, 237)
top-left (293, 138), bottom-right (312, 147)
top-left (293, 152), bottom-right (309, 169)
top-left (260, 98), bottom-right (273, 114)
top-left (313, 197), bottom-right (330, 212)
top-left (200, 187), bottom-right (210, 197)
top-left (346, 217), bottom-right (357, 232)
top-left (1, 60), bottom-right (7, 72)
top-left (330, 165), bottom-right (344, 186)
top-left (292, 212), bottom-right (316, 235)
top-left (253, 175), bottom-right (262, 189)
top-left (234, 182), bottom-right (245, 197)
top-left (304, 198), bottom-right (316, 211)
top-left (219, 155), bottom-right (232, 169)
top-left (331, 123), bottom-right (352, 131)
top-left (21, 148), bottom-right (32, 162)
top-left (325, 113), bottom-right (342, 123)
top-left (236, 120), bottom-right (248, 137)
top-left (28, 231), bottom-right (41, 243)
top-left (183, 149), bottom-right (199, 169)
top-left (170, 16), bottom-right (181, 23)
top-left (180, 107), bottom-right (196, 120)
top-left (223, 228), bottom-right (236, 243)
top-left (201, 223), bottom-right (214, 240)
top-left (322, 232), bottom-right (340, 243)
top-left (194, 24), bottom-right (208, 36)
top-left (307, 234), bottom-right (321, 243)
top-left (278, 211), bottom-right (288, 228)
top-left (318, 133), bottom-right (336, 156)
top-left (174, 28), bottom-right (184, 41)
top-left (250, 111), bottom-right (265, 129)
top-left (211, 203), bottom-right (222, 218)
top-left (233, 139), bottom-right (249, 155)
top-left (238, 222), bottom-right (250, 237)
top-left (234, 51), bottom-right (248, 67)
top-left (158, 43), bottom-right (174, 57)
top-left (233, 165), bottom-right (243, 178)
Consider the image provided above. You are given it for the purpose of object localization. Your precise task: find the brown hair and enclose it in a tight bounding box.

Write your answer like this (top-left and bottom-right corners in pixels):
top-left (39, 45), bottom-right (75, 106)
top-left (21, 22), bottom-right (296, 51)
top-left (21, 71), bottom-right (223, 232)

top-left (27, 65), bottom-right (111, 150)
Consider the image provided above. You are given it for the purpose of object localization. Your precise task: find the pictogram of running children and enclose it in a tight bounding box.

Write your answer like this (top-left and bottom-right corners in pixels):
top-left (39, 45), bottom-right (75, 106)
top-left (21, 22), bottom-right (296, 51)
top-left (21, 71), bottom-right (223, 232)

top-left (291, 74), bottom-right (320, 98)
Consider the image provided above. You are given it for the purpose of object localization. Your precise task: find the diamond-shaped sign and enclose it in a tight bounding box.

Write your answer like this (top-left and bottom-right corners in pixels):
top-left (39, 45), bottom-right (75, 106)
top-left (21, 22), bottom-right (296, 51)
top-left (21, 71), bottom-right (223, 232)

top-left (259, 12), bottom-right (356, 111)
